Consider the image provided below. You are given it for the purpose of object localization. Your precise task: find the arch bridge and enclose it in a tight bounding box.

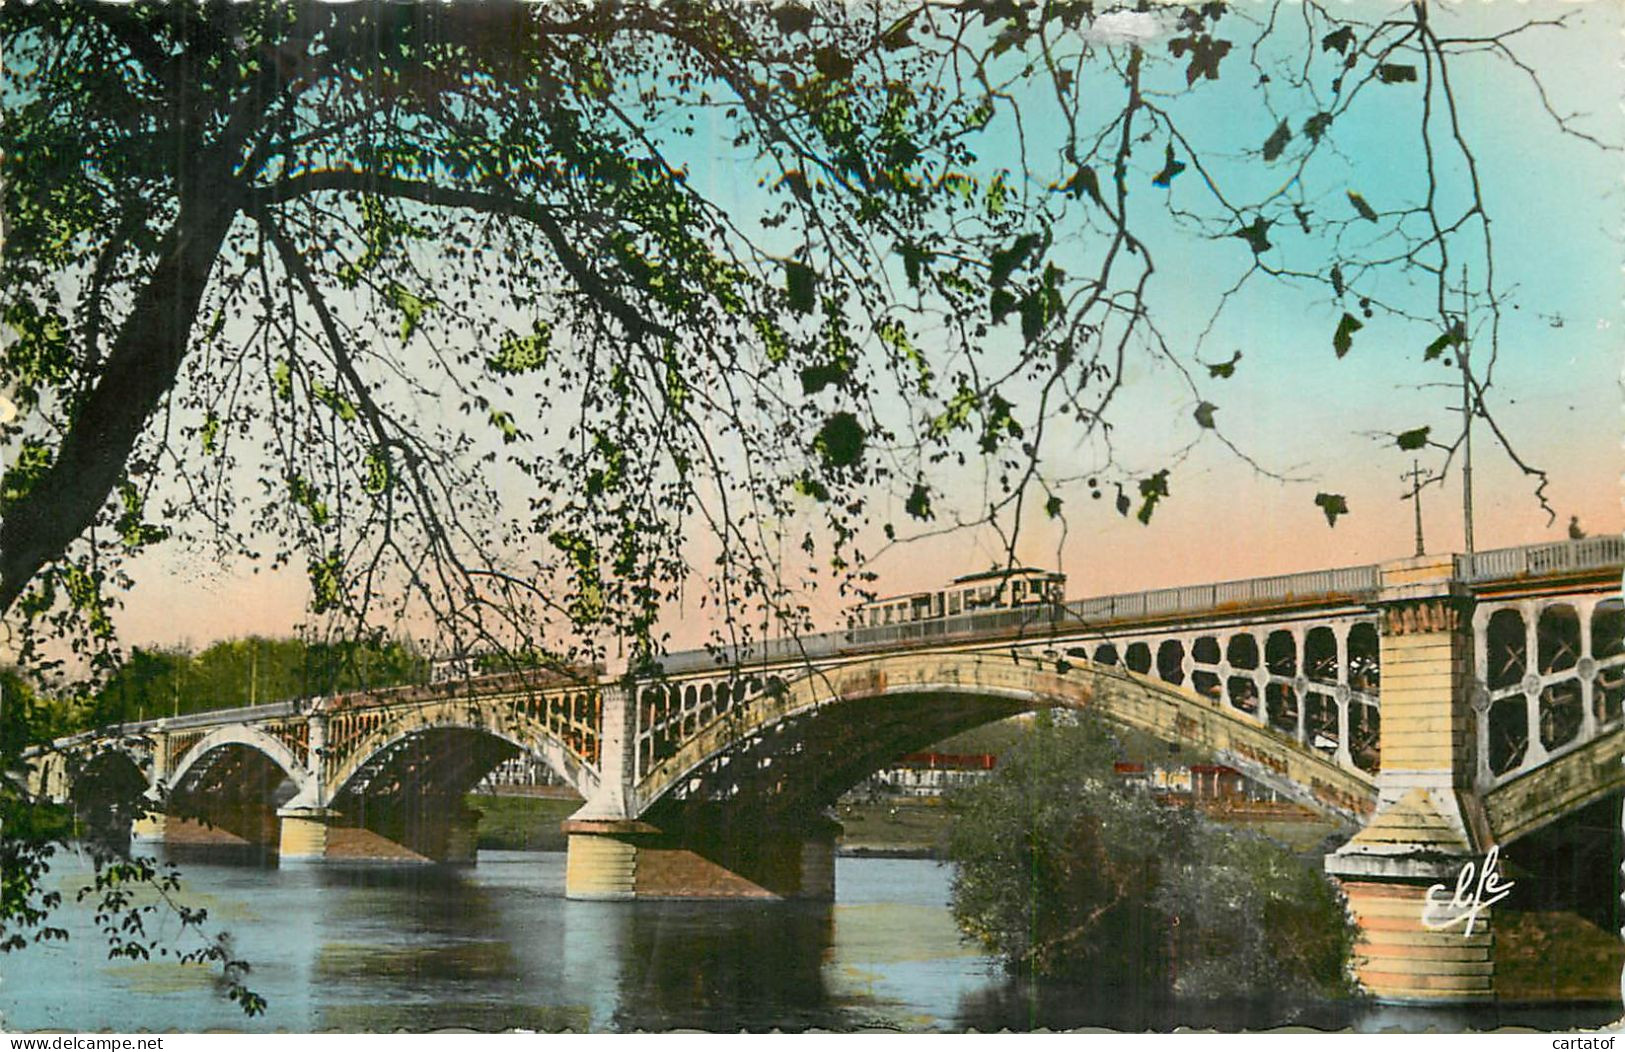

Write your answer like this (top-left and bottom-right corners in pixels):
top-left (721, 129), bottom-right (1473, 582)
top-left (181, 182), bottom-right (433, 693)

top-left (30, 537), bottom-right (1623, 1004)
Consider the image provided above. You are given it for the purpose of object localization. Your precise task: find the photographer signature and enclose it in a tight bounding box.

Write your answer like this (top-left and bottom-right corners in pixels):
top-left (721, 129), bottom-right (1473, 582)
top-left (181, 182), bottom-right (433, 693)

top-left (1419, 844), bottom-right (1513, 937)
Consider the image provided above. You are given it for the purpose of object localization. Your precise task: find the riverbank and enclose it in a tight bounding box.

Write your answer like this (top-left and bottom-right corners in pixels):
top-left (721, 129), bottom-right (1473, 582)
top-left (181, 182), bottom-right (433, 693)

top-left (467, 790), bottom-right (581, 852)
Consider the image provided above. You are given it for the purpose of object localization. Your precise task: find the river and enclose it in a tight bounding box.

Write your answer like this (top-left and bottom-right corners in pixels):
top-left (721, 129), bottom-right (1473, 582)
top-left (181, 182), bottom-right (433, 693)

top-left (2, 847), bottom-right (1618, 1033)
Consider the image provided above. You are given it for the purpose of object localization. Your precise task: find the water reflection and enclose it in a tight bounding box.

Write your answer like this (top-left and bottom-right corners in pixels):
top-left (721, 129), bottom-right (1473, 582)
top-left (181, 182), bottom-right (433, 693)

top-left (952, 976), bottom-right (1624, 1032)
top-left (612, 902), bottom-right (836, 1032)
top-left (3, 849), bottom-right (1619, 1034)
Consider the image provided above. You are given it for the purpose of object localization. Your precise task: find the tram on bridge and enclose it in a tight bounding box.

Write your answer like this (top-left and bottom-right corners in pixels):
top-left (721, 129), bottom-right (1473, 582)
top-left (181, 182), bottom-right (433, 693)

top-left (856, 566), bottom-right (1066, 627)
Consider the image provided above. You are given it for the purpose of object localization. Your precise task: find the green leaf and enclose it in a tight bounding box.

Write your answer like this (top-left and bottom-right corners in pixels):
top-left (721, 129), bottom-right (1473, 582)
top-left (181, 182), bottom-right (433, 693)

top-left (1059, 165), bottom-right (1104, 206)
top-left (1376, 64), bottom-right (1417, 84)
top-left (800, 362), bottom-right (847, 395)
top-left (793, 474), bottom-right (831, 502)
top-left (878, 318), bottom-right (932, 393)
top-left (1205, 351), bottom-right (1242, 379)
top-left (383, 282), bottom-right (436, 344)
top-left (930, 384), bottom-right (979, 438)
top-left (1330, 264), bottom-right (1345, 298)
top-left (785, 261), bottom-right (817, 314)
top-left (770, 3), bottom-right (815, 33)
top-left (311, 381), bottom-right (357, 422)
top-left (1321, 26), bottom-right (1355, 54)
top-left (1169, 33), bottom-right (1232, 86)
top-left (1193, 401), bottom-right (1218, 429)
top-left (488, 409), bottom-right (519, 444)
top-left (989, 287), bottom-right (1018, 325)
top-left (985, 172), bottom-right (1010, 215)
top-left (1303, 112), bottom-right (1333, 143)
top-left (754, 316), bottom-right (790, 364)
top-left (1018, 288), bottom-right (1053, 343)
top-left (1396, 426), bottom-right (1431, 451)
top-left (1045, 494), bottom-right (1063, 518)
top-left (1423, 323), bottom-right (1465, 361)
top-left (982, 393), bottom-right (1024, 453)
top-left (1233, 217), bottom-right (1273, 255)
top-left (115, 482), bottom-right (168, 550)
top-left (287, 474), bottom-right (330, 526)
top-left (1136, 470), bottom-right (1170, 525)
top-left (1332, 312), bottom-right (1363, 358)
top-left (1152, 142), bottom-right (1187, 188)
top-left (989, 233), bottom-right (1042, 288)
top-left (905, 483), bottom-right (934, 520)
top-left (363, 447), bottom-right (393, 495)
top-left (1314, 492), bottom-right (1349, 527)
top-left (898, 242), bottom-right (931, 289)
top-left (488, 322), bottom-right (553, 375)
top-left (0, 440), bottom-right (52, 509)
top-left (815, 411), bottom-right (866, 468)
top-left (1347, 191), bottom-right (1377, 222)
top-left (1262, 119), bottom-right (1291, 162)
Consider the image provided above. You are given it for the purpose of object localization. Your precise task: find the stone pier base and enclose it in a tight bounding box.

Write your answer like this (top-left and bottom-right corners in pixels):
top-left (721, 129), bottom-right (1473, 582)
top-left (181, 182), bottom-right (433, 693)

top-left (563, 815), bottom-right (839, 901)
top-left (133, 808), bottom-right (282, 848)
top-left (130, 812), bottom-right (167, 844)
top-left (1338, 879), bottom-right (1495, 1002)
top-left (276, 805), bottom-right (481, 864)
top-left (277, 808), bottom-right (333, 860)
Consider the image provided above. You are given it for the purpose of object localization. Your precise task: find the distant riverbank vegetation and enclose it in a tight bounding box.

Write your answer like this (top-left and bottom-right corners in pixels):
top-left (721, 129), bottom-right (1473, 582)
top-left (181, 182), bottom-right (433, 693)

top-left (947, 713), bottom-right (1360, 1009)
top-left (4, 635), bottom-right (428, 734)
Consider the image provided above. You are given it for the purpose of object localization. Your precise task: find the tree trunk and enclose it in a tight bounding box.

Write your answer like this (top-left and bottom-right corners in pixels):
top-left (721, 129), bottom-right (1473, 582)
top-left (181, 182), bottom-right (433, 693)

top-left (0, 190), bottom-right (240, 616)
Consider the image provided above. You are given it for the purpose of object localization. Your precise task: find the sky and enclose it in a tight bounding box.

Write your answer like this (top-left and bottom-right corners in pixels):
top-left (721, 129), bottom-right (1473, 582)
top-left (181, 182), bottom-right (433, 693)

top-left (77, 0), bottom-right (1625, 659)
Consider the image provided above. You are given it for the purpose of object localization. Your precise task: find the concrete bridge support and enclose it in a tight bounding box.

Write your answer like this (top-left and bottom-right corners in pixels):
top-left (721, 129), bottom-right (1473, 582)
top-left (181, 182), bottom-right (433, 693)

top-left (562, 685), bottom-right (838, 901)
top-left (1327, 555), bottom-right (1495, 1003)
top-left (134, 808), bottom-right (283, 849)
top-left (276, 803), bottom-right (481, 864)
top-left (562, 814), bottom-right (839, 901)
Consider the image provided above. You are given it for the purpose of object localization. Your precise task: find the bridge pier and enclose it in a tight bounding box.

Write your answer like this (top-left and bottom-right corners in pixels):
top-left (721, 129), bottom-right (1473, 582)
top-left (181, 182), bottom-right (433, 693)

top-left (1327, 555), bottom-right (1496, 1003)
top-left (563, 814), bottom-right (839, 901)
top-left (130, 807), bottom-right (168, 845)
top-left (133, 809), bottom-right (282, 848)
top-left (276, 803), bottom-right (481, 864)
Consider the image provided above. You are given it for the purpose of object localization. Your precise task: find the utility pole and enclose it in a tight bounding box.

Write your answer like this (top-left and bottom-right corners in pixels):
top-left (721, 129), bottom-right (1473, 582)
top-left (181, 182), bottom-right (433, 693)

top-left (1402, 459), bottom-right (1428, 557)
top-left (1459, 265), bottom-right (1476, 556)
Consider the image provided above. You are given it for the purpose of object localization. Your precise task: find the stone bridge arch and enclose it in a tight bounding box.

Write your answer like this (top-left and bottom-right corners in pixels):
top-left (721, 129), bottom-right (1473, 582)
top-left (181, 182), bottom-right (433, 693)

top-left (629, 649), bottom-right (1377, 825)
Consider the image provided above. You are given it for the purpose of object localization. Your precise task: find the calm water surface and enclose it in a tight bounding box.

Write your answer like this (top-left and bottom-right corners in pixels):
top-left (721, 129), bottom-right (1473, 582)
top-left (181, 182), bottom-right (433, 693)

top-left (2, 847), bottom-right (1619, 1033)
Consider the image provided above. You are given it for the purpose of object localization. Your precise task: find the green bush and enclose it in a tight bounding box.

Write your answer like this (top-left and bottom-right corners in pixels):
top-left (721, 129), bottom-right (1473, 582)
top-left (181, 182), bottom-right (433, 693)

top-left (947, 713), bottom-right (1358, 1004)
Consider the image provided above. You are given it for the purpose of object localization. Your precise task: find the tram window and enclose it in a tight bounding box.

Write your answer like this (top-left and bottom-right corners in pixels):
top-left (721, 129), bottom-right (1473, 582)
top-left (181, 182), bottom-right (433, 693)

top-left (948, 593), bottom-right (961, 615)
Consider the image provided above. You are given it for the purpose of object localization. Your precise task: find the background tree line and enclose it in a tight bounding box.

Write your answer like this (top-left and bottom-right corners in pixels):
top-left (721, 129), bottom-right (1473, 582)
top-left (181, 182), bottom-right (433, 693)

top-left (3, 635), bottom-right (427, 731)
top-left (86, 635), bottom-right (428, 725)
